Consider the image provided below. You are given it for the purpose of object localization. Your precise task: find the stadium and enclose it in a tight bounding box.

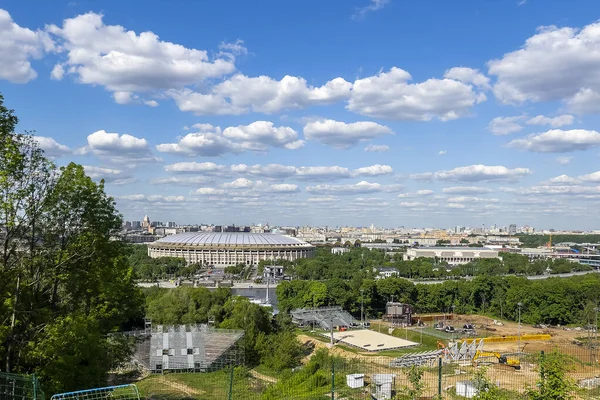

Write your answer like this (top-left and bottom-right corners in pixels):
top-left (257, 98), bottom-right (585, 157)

top-left (147, 232), bottom-right (315, 266)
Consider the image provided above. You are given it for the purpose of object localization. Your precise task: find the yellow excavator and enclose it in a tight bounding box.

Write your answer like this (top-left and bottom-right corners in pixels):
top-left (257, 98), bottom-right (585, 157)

top-left (473, 351), bottom-right (521, 370)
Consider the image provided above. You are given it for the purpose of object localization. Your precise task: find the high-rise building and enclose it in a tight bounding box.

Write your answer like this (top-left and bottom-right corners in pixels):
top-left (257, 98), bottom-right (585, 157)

top-left (132, 221), bottom-right (141, 229)
top-left (142, 215), bottom-right (151, 229)
top-left (509, 224), bottom-right (517, 235)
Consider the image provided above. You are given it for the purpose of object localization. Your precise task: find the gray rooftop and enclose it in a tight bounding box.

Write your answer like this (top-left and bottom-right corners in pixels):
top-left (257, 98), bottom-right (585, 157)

top-left (151, 232), bottom-right (312, 247)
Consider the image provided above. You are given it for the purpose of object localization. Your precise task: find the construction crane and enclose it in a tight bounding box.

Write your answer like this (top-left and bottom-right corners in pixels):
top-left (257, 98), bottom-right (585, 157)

top-left (473, 350), bottom-right (520, 370)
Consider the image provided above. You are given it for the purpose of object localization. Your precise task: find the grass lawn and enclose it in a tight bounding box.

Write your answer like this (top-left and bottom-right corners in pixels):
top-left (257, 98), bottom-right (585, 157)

top-left (136, 368), bottom-right (263, 399)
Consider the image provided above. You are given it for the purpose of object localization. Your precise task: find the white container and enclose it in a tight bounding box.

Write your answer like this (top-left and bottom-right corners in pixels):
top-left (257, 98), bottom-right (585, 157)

top-left (456, 381), bottom-right (478, 398)
top-left (373, 374), bottom-right (395, 400)
top-left (346, 373), bottom-right (365, 388)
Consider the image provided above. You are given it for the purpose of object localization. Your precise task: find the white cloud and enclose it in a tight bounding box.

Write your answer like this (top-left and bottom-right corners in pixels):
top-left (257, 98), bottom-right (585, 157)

top-left (156, 132), bottom-right (241, 157)
top-left (442, 186), bottom-right (494, 195)
top-left (171, 74), bottom-right (353, 115)
top-left (541, 174), bottom-right (581, 185)
top-left (438, 150), bottom-right (447, 155)
top-left (195, 187), bottom-right (226, 195)
top-left (399, 201), bottom-right (427, 208)
top-left (34, 136), bottom-right (72, 158)
top-left (307, 196), bottom-right (338, 203)
top-left (352, 164), bottom-right (393, 176)
top-left (579, 171), bottom-right (600, 183)
top-left (157, 121), bottom-right (303, 156)
top-left (507, 129), bottom-right (600, 153)
top-left (231, 164), bottom-right (297, 179)
top-left (556, 156), bottom-right (573, 165)
top-left (85, 129), bottom-right (156, 163)
top-left (511, 185), bottom-right (600, 196)
top-left (364, 144), bottom-right (390, 152)
top-left (444, 67), bottom-right (491, 89)
top-left (447, 196), bottom-right (499, 203)
top-left (526, 114), bottom-right (574, 128)
top-left (149, 176), bottom-right (213, 186)
top-left (416, 189), bottom-right (434, 196)
top-left (117, 194), bottom-right (186, 202)
top-left (296, 166), bottom-right (352, 180)
top-left (222, 121), bottom-right (304, 150)
top-left (164, 162), bottom-right (227, 174)
top-left (0, 9), bottom-right (54, 83)
top-left (47, 12), bottom-right (234, 100)
top-left (487, 116), bottom-right (524, 135)
top-left (303, 119), bottom-right (393, 148)
top-left (267, 184), bottom-right (299, 193)
top-left (347, 67), bottom-right (485, 121)
top-left (488, 21), bottom-right (600, 112)
top-left (352, 0), bottom-right (390, 20)
top-left (447, 203), bottom-right (466, 209)
top-left (83, 165), bottom-right (134, 185)
top-left (218, 39), bottom-right (248, 59)
top-left (306, 181), bottom-right (400, 195)
top-left (412, 164), bottom-right (531, 182)
top-left (222, 178), bottom-right (255, 189)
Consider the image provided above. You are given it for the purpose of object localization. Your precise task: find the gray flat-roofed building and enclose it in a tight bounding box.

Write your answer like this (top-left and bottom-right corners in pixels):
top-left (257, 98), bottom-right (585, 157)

top-left (148, 325), bottom-right (244, 372)
top-left (403, 247), bottom-right (501, 266)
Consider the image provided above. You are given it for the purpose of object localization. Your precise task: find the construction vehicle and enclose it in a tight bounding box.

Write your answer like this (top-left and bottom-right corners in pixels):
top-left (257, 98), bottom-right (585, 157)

top-left (473, 350), bottom-right (521, 370)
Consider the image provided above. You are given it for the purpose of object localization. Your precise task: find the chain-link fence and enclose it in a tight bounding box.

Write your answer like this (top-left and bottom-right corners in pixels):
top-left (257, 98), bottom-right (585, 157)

top-left (0, 372), bottom-right (45, 400)
top-left (133, 342), bottom-right (600, 399)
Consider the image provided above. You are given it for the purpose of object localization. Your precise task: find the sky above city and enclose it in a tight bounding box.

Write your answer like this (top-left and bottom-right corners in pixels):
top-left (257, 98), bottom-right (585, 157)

top-left (2, 0), bottom-right (600, 229)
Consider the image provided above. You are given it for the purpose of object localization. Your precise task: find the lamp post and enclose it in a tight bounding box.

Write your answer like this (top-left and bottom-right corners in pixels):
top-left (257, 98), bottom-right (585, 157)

top-left (517, 302), bottom-right (523, 353)
top-left (360, 289), bottom-right (364, 328)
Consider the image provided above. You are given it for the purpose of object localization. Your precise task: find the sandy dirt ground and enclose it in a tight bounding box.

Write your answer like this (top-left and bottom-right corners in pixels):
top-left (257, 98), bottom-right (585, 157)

top-left (299, 315), bottom-right (600, 397)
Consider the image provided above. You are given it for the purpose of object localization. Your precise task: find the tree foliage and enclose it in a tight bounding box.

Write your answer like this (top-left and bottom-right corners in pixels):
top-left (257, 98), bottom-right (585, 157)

top-left (0, 94), bottom-right (143, 393)
top-left (526, 351), bottom-right (576, 400)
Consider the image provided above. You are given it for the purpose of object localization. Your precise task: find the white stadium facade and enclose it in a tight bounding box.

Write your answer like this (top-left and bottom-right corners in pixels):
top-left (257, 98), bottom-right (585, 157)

top-left (147, 232), bottom-right (315, 267)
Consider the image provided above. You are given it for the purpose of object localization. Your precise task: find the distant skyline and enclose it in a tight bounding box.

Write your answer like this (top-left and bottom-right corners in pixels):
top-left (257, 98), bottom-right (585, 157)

top-left (2, 0), bottom-right (600, 229)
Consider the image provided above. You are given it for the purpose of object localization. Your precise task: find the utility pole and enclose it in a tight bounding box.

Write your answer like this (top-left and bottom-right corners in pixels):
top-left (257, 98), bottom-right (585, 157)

top-left (517, 302), bottom-right (523, 353)
top-left (330, 316), bottom-right (334, 346)
top-left (360, 289), bottom-right (364, 328)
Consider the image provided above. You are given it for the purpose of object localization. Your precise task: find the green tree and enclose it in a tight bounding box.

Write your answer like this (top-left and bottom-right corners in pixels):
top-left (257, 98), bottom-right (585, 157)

top-left (526, 351), bottom-right (576, 400)
top-left (398, 365), bottom-right (425, 399)
top-left (0, 94), bottom-right (143, 393)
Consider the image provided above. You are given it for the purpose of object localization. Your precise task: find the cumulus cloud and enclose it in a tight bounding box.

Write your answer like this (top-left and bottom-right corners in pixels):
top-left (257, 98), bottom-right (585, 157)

top-left (510, 185), bottom-right (600, 196)
top-left (303, 119), bottom-right (393, 148)
top-left (222, 121), bottom-right (304, 150)
top-left (34, 136), bottom-right (72, 158)
top-left (364, 144), bottom-right (390, 152)
top-left (438, 150), bottom-right (447, 155)
top-left (85, 129), bottom-right (157, 163)
top-left (162, 162), bottom-right (392, 182)
top-left (442, 186), bottom-right (494, 195)
top-left (487, 116), bottom-right (524, 135)
top-left (347, 67), bottom-right (486, 121)
top-left (579, 171), bottom-right (600, 183)
top-left (307, 181), bottom-right (401, 195)
top-left (156, 121), bottom-right (303, 156)
top-left (526, 114), bottom-right (574, 128)
top-left (446, 196), bottom-right (499, 203)
top-left (83, 165), bottom-right (134, 185)
top-left (444, 67), bottom-right (491, 89)
top-left (47, 12), bottom-right (234, 102)
top-left (507, 129), bottom-right (600, 153)
top-left (0, 9), bottom-right (54, 83)
top-left (169, 74), bottom-right (352, 115)
top-left (149, 176), bottom-right (213, 186)
top-left (412, 164), bottom-right (531, 182)
top-left (488, 21), bottom-right (600, 113)
top-left (195, 187), bottom-right (226, 195)
top-left (541, 174), bottom-right (581, 185)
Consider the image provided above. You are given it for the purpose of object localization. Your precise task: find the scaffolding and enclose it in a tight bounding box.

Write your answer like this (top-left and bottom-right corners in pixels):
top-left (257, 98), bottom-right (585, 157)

top-left (291, 306), bottom-right (359, 330)
top-left (126, 323), bottom-right (245, 373)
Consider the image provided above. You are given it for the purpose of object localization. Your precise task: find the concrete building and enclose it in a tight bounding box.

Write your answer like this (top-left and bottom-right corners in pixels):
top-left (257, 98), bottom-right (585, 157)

top-left (403, 247), bottom-right (501, 266)
top-left (376, 267), bottom-right (400, 280)
top-left (148, 232), bottom-right (315, 267)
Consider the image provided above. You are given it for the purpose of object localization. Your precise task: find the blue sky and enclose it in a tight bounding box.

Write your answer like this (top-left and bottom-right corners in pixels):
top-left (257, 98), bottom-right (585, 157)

top-left (2, 0), bottom-right (600, 230)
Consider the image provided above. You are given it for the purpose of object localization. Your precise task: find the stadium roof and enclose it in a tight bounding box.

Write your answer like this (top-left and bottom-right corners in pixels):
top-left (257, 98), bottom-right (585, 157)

top-left (152, 232), bottom-right (312, 247)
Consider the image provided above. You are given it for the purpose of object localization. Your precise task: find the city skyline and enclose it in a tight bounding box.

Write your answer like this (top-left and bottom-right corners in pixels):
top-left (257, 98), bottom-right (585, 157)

top-left (2, 0), bottom-right (600, 229)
